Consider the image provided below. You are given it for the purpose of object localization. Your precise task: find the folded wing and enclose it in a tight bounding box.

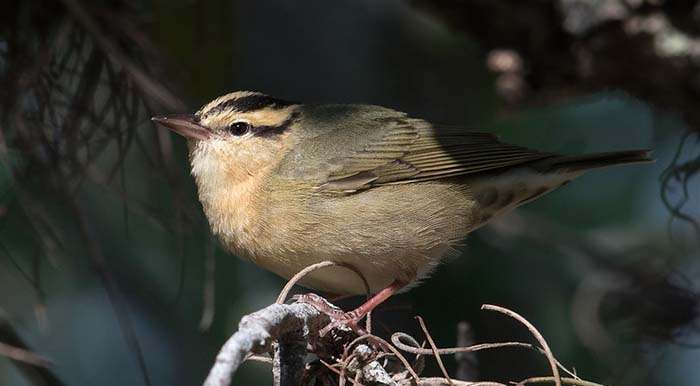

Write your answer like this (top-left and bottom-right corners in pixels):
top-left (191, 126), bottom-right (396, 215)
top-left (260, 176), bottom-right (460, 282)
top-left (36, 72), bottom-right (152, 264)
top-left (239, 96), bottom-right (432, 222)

top-left (318, 115), bottom-right (553, 193)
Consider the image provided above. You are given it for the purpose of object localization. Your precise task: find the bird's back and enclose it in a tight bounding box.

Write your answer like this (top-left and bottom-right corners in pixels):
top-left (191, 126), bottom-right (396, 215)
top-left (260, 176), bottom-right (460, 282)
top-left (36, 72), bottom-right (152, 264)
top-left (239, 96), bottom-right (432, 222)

top-left (251, 103), bottom-right (652, 294)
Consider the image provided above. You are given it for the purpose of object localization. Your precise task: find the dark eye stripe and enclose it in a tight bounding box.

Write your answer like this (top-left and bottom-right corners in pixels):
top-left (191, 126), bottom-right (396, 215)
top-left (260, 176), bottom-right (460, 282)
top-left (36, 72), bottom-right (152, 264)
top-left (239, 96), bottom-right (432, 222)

top-left (207, 94), bottom-right (296, 116)
top-left (253, 112), bottom-right (300, 137)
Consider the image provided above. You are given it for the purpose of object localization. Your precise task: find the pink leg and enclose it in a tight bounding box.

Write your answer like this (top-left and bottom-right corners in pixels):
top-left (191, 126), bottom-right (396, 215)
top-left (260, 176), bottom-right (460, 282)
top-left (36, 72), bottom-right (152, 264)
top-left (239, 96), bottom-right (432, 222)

top-left (343, 280), bottom-right (405, 321)
top-left (306, 280), bottom-right (405, 336)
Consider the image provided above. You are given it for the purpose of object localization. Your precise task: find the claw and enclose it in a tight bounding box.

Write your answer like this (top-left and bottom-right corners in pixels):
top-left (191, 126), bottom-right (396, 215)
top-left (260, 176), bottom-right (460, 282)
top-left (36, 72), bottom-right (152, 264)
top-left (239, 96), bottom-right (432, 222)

top-left (297, 280), bottom-right (406, 337)
top-left (297, 293), bottom-right (366, 335)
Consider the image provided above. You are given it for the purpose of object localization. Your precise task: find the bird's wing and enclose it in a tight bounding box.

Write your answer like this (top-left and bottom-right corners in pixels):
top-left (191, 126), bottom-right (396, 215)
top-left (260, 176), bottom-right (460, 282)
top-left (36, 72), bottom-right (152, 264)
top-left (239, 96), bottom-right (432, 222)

top-left (278, 105), bottom-right (555, 194)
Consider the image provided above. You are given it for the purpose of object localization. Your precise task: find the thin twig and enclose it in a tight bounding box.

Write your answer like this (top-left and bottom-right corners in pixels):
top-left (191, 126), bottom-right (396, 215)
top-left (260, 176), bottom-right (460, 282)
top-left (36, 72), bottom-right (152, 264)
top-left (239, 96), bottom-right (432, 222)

top-left (320, 359), bottom-right (361, 386)
top-left (338, 352), bottom-right (357, 386)
top-left (515, 376), bottom-right (604, 386)
top-left (411, 378), bottom-right (506, 386)
top-left (366, 335), bottom-right (420, 382)
top-left (58, 0), bottom-right (184, 110)
top-left (204, 264), bottom-right (601, 386)
top-left (245, 354), bottom-right (273, 365)
top-left (339, 333), bottom-right (420, 382)
top-left (0, 314), bottom-right (66, 386)
top-left (0, 342), bottom-right (52, 368)
top-left (275, 261), bottom-right (370, 304)
top-left (481, 305), bottom-right (561, 386)
top-left (392, 332), bottom-right (533, 355)
top-left (392, 332), bottom-right (580, 381)
top-left (416, 316), bottom-right (452, 384)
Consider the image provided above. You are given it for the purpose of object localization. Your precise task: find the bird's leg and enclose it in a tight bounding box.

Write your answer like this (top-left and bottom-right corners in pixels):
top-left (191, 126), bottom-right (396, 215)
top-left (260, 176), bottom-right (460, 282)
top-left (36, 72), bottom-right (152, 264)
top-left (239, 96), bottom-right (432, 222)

top-left (342, 280), bottom-right (405, 322)
top-left (300, 280), bottom-right (406, 336)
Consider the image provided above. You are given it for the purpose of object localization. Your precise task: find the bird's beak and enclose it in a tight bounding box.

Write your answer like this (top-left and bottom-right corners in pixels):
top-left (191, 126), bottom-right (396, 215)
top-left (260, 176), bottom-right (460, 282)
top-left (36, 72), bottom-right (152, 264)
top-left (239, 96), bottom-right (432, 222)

top-left (151, 114), bottom-right (211, 141)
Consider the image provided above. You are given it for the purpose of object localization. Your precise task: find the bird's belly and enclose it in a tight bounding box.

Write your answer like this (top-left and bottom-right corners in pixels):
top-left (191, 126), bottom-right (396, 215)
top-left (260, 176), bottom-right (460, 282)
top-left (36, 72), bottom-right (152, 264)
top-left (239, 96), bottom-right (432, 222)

top-left (225, 171), bottom-right (573, 295)
top-left (251, 245), bottom-right (452, 295)
top-left (246, 182), bottom-right (474, 295)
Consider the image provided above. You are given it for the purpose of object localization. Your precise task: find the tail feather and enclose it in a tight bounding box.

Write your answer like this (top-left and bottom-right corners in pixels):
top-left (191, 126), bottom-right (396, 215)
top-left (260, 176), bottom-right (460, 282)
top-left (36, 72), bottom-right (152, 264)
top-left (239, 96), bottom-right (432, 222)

top-left (467, 149), bottom-right (653, 230)
top-left (539, 149), bottom-right (654, 173)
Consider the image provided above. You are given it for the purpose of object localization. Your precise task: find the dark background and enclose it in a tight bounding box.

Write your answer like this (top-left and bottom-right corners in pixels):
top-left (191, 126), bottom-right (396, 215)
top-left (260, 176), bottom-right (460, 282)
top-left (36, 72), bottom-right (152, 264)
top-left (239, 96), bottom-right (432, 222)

top-left (1, 1), bottom-right (699, 385)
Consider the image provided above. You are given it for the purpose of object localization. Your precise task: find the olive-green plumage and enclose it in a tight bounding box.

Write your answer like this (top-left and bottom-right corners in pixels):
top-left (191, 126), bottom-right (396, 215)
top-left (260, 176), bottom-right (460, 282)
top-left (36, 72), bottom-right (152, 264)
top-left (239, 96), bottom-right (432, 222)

top-left (153, 91), bottom-right (652, 296)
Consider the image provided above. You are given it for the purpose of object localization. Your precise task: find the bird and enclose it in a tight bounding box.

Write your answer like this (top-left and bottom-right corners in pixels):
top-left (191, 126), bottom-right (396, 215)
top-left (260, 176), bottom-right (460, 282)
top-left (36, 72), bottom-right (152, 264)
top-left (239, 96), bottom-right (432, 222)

top-left (152, 90), bottom-right (652, 325)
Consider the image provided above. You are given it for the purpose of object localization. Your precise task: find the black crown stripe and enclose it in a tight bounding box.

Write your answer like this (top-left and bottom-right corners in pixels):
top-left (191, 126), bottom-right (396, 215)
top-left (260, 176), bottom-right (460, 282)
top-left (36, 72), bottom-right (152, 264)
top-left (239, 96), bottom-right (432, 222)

top-left (208, 94), bottom-right (296, 115)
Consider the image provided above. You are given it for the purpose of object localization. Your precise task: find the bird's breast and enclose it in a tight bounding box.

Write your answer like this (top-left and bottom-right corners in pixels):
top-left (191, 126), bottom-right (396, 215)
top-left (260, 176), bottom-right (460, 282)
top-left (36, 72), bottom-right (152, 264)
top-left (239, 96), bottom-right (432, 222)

top-left (189, 137), bottom-right (296, 262)
top-left (197, 173), bottom-right (267, 257)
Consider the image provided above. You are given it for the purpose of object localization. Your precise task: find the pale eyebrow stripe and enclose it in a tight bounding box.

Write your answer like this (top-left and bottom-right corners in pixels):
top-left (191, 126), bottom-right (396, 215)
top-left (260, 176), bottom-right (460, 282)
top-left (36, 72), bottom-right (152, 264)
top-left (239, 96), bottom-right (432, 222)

top-left (254, 111), bottom-right (300, 137)
top-left (206, 95), bottom-right (297, 116)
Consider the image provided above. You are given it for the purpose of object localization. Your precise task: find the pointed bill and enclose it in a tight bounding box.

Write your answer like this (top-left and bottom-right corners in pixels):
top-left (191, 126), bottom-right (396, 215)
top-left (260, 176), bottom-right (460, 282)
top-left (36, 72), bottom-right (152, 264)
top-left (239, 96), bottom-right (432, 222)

top-left (152, 114), bottom-right (211, 140)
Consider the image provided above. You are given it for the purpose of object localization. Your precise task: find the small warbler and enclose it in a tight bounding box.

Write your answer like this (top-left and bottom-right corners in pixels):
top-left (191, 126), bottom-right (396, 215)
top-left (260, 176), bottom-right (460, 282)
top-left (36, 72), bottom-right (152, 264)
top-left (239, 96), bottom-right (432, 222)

top-left (153, 91), bottom-right (651, 323)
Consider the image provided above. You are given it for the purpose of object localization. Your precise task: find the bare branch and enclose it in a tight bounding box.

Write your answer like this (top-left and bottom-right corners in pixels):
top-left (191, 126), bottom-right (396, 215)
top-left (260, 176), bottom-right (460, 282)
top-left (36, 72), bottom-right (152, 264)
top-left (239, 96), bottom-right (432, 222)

top-left (0, 313), bottom-right (65, 386)
top-left (0, 342), bottom-right (52, 368)
top-left (203, 302), bottom-right (329, 386)
top-left (204, 266), bottom-right (602, 386)
top-left (273, 341), bottom-right (307, 386)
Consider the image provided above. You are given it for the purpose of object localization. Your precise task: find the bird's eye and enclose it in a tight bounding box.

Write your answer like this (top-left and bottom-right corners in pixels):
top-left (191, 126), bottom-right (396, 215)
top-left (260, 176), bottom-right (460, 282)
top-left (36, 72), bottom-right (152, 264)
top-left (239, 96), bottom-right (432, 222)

top-left (228, 121), bottom-right (251, 136)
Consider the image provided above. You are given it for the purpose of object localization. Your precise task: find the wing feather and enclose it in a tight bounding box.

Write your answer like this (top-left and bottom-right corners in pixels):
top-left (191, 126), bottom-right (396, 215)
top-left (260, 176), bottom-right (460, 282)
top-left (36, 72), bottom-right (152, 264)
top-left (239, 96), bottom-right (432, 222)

top-left (318, 118), bottom-right (553, 193)
top-left (283, 107), bottom-right (555, 194)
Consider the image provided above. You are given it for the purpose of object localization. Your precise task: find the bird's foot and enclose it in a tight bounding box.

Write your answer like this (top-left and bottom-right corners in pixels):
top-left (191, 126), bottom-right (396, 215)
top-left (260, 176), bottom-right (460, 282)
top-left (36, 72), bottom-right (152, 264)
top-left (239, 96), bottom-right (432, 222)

top-left (296, 293), bottom-right (367, 336)
top-left (297, 280), bottom-right (406, 337)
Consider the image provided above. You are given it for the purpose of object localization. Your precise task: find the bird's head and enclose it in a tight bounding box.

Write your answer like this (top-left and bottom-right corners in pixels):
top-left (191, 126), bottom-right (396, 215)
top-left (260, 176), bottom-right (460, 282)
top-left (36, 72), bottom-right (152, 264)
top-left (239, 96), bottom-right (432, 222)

top-left (152, 91), bottom-right (300, 184)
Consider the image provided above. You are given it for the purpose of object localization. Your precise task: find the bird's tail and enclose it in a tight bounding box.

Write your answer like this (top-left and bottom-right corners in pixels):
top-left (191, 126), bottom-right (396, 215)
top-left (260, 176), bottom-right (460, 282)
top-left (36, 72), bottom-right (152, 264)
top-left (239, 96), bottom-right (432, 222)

top-left (538, 149), bottom-right (654, 173)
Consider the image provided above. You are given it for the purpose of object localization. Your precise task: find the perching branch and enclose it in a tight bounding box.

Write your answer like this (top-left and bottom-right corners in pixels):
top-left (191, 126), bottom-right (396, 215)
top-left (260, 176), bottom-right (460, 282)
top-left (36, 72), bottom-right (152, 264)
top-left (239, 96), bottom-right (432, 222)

top-left (203, 301), bottom-right (330, 386)
top-left (204, 262), bottom-right (603, 386)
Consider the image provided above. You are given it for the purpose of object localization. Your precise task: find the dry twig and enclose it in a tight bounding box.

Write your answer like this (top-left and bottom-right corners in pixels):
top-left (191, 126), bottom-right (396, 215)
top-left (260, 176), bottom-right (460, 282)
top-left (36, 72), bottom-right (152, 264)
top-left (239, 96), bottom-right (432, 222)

top-left (481, 305), bottom-right (561, 386)
top-left (0, 342), bottom-right (52, 368)
top-left (205, 264), bottom-right (602, 386)
top-left (276, 261), bottom-right (369, 305)
top-left (416, 316), bottom-right (452, 384)
top-left (202, 302), bottom-right (329, 386)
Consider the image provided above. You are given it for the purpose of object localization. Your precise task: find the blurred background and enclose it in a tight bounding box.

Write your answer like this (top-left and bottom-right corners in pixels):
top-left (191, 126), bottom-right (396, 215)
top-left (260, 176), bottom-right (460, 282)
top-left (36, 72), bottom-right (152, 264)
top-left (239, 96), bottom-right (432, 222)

top-left (1, 0), bottom-right (699, 385)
